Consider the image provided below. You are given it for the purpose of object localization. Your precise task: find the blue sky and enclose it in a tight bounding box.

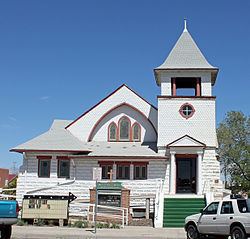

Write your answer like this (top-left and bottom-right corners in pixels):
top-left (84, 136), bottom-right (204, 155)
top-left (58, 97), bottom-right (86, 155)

top-left (0, 1), bottom-right (249, 170)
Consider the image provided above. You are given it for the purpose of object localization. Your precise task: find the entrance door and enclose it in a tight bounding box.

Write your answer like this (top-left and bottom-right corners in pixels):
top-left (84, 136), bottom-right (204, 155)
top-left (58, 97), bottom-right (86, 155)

top-left (176, 157), bottom-right (196, 193)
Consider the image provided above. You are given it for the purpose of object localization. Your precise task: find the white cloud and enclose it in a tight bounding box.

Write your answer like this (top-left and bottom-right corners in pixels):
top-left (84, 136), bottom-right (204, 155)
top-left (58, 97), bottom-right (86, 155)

top-left (40, 96), bottom-right (50, 101)
top-left (9, 116), bottom-right (17, 122)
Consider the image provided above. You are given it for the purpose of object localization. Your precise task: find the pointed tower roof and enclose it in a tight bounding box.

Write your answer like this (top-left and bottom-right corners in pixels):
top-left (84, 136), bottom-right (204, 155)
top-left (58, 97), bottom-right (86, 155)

top-left (154, 21), bottom-right (218, 85)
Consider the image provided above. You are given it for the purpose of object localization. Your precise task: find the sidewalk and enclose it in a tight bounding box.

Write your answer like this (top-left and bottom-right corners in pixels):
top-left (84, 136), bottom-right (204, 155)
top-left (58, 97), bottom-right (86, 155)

top-left (12, 225), bottom-right (186, 239)
top-left (98, 226), bottom-right (186, 238)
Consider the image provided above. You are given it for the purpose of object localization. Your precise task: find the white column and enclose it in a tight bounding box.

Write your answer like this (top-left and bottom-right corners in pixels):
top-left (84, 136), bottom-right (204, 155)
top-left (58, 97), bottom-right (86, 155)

top-left (169, 152), bottom-right (176, 194)
top-left (112, 163), bottom-right (117, 180)
top-left (130, 164), bottom-right (134, 180)
top-left (196, 153), bottom-right (203, 195)
top-left (50, 155), bottom-right (57, 178)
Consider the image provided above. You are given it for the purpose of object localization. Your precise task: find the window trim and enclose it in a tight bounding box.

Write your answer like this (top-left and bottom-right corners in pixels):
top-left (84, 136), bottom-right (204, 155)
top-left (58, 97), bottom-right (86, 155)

top-left (107, 117), bottom-right (142, 142)
top-left (99, 161), bottom-right (114, 180)
top-left (116, 163), bottom-right (131, 180)
top-left (57, 157), bottom-right (70, 179)
top-left (118, 116), bottom-right (131, 142)
top-left (179, 103), bottom-right (195, 119)
top-left (37, 156), bottom-right (51, 178)
top-left (132, 122), bottom-right (141, 142)
top-left (133, 162), bottom-right (148, 180)
top-left (108, 122), bottom-right (118, 142)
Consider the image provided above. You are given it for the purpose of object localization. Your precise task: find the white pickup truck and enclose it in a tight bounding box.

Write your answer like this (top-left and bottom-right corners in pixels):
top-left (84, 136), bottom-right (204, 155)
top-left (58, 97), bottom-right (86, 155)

top-left (185, 196), bottom-right (250, 239)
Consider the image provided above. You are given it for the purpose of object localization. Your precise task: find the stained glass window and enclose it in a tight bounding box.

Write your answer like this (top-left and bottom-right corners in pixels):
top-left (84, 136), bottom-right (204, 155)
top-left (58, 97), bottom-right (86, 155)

top-left (109, 123), bottom-right (117, 141)
top-left (119, 117), bottom-right (130, 141)
top-left (132, 123), bottom-right (140, 141)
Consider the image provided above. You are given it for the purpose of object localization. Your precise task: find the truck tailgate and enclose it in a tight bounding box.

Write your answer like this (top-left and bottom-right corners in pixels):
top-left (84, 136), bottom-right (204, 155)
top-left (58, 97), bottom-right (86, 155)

top-left (0, 201), bottom-right (17, 218)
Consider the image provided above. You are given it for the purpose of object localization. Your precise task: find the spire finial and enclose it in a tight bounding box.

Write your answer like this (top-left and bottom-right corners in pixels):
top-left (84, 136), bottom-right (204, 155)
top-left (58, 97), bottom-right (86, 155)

top-left (184, 18), bottom-right (188, 32)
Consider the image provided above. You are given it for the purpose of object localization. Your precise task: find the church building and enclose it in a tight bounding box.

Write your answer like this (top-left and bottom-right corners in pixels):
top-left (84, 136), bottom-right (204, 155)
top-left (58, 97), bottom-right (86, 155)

top-left (12, 22), bottom-right (223, 227)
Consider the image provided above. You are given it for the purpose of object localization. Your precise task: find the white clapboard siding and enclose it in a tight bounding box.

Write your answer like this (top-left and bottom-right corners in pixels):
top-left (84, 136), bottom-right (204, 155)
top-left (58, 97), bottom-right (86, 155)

top-left (16, 172), bottom-right (163, 216)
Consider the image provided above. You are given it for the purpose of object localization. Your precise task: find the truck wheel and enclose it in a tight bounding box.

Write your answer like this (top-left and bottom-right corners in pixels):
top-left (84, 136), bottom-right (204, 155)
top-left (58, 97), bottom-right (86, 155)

top-left (231, 225), bottom-right (246, 239)
top-left (1, 225), bottom-right (12, 239)
top-left (186, 224), bottom-right (200, 239)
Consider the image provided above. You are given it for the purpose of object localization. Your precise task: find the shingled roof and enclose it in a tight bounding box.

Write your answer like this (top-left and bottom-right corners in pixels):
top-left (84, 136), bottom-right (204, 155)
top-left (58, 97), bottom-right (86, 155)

top-left (154, 24), bottom-right (218, 85)
top-left (10, 120), bottom-right (160, 157)
top-left (156, 30), bottom-right (216, 69)
top-left (10, 120), bottom-right (90, 153)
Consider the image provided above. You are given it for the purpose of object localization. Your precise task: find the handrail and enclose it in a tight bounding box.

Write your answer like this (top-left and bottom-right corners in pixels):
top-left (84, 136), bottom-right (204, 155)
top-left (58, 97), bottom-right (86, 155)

top-left (88, 203), bottom-right (129, 228)
top-left (0, 194), bottom-right (17, 199)
top-left (89, 203), bottom-right (128, 211)
top-left (0, 188), bottom-right (17, 199)
top-left (26, 179), bottom-right (76, 194)
top-left (0, 188), bottom-right (17, 192)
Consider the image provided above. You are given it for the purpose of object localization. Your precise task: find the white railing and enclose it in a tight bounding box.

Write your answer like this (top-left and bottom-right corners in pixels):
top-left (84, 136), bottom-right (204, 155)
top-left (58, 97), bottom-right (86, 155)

top-left (154, 179), bottom-right (164, 228)
top-left (0, 188), bottom-right (17, 199)
top-left (69, 201), bottom-right (90, 217)
top-left (88, 204), bottom-right (129, 228)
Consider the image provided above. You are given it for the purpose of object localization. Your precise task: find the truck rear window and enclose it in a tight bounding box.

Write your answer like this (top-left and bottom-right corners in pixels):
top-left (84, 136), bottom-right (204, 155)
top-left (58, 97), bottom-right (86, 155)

top-left (237, 199), bottom-right (250, 213)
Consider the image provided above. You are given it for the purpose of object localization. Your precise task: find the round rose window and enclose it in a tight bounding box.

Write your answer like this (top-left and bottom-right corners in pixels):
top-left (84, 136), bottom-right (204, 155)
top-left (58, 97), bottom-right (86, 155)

top-left (179, 103), bottom-right (195, 119)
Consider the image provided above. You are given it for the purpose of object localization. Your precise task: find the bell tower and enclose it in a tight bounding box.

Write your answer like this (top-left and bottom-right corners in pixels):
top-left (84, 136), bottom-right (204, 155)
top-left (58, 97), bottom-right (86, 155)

top-left (155, 20), bottom-right (219, 150)
top-left (154, 21), bottom-right (220, 195)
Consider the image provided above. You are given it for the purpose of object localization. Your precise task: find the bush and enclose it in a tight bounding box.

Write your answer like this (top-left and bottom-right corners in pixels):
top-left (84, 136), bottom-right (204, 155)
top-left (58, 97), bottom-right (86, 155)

top-left (109, 223), bottom-right (120, 229)
top-left (73, 220), bottom-right (88, 228)
top-left (102, 223), bottom-right (109, 228)
top-left (36, 219), bottom-right (45, 227)
top-left (95, 222), bottom-right (116, 228)
top-left (68, 221), bottom-right (73, 227)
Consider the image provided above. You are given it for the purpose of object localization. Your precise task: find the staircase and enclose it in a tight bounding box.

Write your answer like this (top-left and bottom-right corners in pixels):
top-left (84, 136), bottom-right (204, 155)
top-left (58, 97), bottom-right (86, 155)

top-left (163, 197), bottom-right (206, 227)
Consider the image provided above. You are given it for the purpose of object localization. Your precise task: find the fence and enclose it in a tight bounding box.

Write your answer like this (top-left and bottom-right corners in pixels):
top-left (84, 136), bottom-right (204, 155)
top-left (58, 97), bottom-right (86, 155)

top-left (88, 203), bottom-right (129, 228)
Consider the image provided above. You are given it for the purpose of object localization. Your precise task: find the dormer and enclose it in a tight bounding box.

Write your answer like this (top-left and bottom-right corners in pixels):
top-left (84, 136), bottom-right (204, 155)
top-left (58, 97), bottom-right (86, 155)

top-left (154, 20), bottom-right (218, 97)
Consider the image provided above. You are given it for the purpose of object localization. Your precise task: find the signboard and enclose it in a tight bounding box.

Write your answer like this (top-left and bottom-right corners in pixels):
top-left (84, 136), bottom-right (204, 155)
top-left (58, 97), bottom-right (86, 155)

top-left (98, 194), bottom-right (121, 207)
top-left (93, 167), bottom-right (102, 181)
top-left (96, 182), bottom-right (122, 190)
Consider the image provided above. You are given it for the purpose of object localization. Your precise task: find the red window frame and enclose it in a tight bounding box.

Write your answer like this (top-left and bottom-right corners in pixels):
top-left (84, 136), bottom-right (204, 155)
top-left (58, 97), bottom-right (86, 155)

top-left (179, 103), bottom-right (195, 119)
top-left (118, 116), bottom-right (131, 142)
top-left (37, 156), bottom-right (52, 178)
top-left (133, 162), bottom-right (148, 180)
top-left (132, 122), bottom-right (141, 142)
top-left (116, 162), bottom-right (131, 180)
top-left (108, 122), bottom-right (118, 142)
top-left (57, 156), bottom-right (70, 179)
top-left (99, 161), bottom-right (113, 180)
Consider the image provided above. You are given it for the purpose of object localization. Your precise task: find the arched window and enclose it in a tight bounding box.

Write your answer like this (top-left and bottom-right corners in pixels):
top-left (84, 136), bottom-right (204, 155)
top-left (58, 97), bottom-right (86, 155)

top-left (119, 117), bottom-right (130, 141)
top-left (132, 123), bottom-right (141, 141)
top-left (108, 122), bottom-right (117, 141)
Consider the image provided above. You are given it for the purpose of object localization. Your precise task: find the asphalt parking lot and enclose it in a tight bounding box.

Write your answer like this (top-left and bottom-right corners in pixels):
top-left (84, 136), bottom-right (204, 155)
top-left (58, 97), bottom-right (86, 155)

top-left (12, 226), bottom-right (186, 239)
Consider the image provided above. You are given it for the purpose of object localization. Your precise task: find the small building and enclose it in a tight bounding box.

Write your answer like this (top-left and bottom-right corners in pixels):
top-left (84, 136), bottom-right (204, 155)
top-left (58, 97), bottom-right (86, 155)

top-left (0, 169), bottom-right (16, 188)
top-left (11, 22), bottom-right (223, 227)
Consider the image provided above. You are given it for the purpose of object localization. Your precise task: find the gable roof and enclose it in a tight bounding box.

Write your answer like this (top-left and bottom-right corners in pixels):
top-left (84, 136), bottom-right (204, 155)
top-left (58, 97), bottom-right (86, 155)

top-left (10, 120), bottom-right (91, 153)
top-left (66, 84), bottom-right (157, 129)
top-left (167, 134), bottom-right (206, 148)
